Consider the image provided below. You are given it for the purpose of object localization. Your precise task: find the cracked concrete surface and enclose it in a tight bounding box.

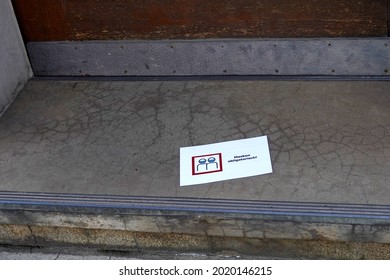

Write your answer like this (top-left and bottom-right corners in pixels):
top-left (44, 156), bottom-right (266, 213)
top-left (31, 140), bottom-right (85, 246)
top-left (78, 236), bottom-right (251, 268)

top-left (0, 80), bottom-right (389, 204)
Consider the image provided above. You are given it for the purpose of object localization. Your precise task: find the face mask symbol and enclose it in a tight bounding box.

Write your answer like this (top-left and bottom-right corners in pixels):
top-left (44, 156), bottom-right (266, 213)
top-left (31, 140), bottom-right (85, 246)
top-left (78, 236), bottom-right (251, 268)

top-left (196, 157), bottom-right (219, 172)
top-left (207, 157), bottom-right (218, 170)
top-left (192, 153), bottom-right (223, 175)
top-left (196, 158), bottom-right (207, 172)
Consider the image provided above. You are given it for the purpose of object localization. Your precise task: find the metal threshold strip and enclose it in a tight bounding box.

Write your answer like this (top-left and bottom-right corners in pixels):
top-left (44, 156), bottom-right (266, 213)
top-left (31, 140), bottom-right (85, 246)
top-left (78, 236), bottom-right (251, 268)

top-left (1, 191), bottom-right (390, 221)
top-left (32, 75), bottom-right (390, 82)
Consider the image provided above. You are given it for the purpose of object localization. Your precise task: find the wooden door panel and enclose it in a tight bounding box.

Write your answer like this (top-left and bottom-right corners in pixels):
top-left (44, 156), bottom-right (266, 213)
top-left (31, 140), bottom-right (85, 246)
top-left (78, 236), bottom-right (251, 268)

top-left (12, 0), bottom-right (389, 42)
top-left (12, 0), bottom-right (72, 41)
top-left (66, 0), bottom-right (388, 40)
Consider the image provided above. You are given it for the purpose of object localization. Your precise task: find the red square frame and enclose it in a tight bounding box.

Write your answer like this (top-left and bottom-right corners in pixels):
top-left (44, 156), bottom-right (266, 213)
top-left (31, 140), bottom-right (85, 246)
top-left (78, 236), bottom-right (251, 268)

top-left (192, 153), bottom-right (223, 176)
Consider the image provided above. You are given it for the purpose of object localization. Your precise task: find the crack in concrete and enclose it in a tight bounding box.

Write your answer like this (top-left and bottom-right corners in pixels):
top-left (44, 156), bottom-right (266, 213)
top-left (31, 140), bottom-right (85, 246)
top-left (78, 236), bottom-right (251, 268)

top-left (27, 225), bottom-right (38, 246)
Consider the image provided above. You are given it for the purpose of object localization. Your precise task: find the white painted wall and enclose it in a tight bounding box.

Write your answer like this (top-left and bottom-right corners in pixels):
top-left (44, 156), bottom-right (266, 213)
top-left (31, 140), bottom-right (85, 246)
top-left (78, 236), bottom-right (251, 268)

top-left (0, 0), bottom-right (32, 116)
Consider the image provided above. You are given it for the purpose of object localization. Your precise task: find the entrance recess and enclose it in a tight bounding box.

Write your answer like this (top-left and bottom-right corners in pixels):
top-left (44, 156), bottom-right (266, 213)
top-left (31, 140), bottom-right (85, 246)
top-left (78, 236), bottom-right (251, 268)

top-left (1, 0), bottom-right (390, 256)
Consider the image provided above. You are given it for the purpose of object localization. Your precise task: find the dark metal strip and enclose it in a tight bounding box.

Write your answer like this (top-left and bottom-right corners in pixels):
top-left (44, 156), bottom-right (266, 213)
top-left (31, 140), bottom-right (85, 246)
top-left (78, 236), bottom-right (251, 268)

top-left (31, 75), bottom-right (390, 82)
top-left (1, 191), bottom-right (390, 220)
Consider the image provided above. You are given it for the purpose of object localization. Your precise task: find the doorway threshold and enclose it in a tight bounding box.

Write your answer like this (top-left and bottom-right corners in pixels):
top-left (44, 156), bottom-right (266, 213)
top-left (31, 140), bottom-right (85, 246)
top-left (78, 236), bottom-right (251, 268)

top-left (1, 79), bottom-right (390, 257)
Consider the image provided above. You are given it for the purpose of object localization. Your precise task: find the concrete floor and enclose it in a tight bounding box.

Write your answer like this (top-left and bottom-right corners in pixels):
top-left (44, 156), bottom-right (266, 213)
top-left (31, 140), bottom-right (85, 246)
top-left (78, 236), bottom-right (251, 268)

top-left (0, 79), bottom-right (389, 204)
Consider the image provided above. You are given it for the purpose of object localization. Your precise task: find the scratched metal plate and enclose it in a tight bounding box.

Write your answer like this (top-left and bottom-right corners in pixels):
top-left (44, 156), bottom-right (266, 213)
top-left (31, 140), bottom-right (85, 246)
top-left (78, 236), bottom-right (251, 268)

top-left (27, 39), bottom-right (390, 76)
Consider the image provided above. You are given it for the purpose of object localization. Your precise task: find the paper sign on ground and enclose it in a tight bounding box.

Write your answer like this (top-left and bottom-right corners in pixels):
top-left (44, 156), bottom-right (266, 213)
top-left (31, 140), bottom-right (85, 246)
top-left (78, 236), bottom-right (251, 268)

top-left (180, 136), bottom-right (272, 186)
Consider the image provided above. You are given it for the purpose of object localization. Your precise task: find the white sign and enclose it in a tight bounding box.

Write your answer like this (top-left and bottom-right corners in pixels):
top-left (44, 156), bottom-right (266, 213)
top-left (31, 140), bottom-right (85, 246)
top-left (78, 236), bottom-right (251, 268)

top-left (180, 136), bottom-right (273, 186)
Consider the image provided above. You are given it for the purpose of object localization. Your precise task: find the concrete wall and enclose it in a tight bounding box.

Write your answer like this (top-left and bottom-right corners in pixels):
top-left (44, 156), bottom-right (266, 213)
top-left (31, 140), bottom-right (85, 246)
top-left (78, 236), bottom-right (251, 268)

top-left (0, 0), bottom-right (32, 116)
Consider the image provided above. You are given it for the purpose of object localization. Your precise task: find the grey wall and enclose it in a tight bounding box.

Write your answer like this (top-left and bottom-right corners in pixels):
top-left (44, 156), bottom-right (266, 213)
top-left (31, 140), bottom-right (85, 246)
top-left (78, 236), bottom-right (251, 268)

top-left (0, 0), bottom-right (32, 116)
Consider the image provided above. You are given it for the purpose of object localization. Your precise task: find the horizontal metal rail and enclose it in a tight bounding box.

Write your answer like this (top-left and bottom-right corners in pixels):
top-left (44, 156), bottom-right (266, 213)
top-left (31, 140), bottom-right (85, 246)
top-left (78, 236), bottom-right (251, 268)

top-left (1, 191), bottom-right (390, 221)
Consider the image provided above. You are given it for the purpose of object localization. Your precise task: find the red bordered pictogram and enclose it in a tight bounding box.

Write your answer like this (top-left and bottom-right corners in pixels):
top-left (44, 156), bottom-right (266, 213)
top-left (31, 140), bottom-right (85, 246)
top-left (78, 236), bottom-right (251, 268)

top-left (192, 153), bottom-right (223, 175)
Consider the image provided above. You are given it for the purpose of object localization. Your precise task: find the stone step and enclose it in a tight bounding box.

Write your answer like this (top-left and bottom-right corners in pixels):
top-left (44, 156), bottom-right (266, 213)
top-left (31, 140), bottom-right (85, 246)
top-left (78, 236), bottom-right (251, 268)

top-left (1, 79), bottom-right (390, 259)
top-left (1, 192), bottom-right (390, 259)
